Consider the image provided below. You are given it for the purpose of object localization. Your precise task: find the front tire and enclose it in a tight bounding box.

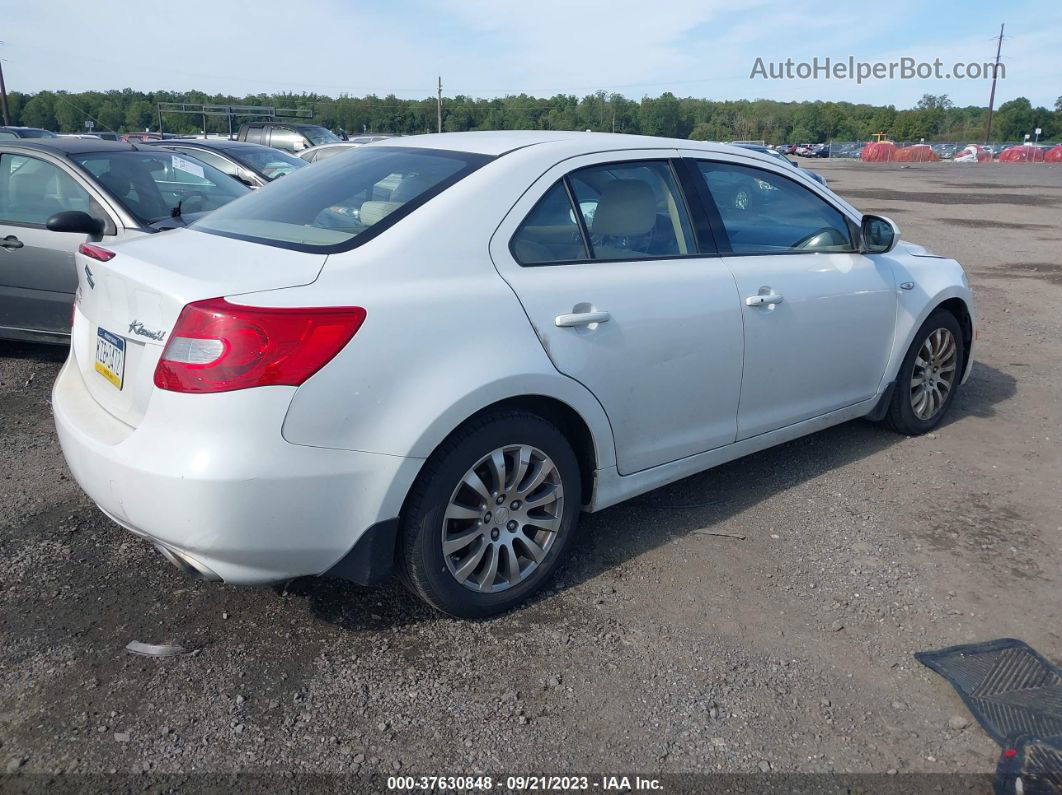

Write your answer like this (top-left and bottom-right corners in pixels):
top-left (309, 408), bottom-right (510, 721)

top-left (884, 309), bottom-right (964, 435)
top-left (397, 410), bottom-right (581, 618)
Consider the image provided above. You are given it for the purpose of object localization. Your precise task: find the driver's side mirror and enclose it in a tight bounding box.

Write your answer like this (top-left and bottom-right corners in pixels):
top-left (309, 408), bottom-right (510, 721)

top-left (46, 211), bottom-right (105, 241)
top-left (861, 214), bottom-right (899, 254)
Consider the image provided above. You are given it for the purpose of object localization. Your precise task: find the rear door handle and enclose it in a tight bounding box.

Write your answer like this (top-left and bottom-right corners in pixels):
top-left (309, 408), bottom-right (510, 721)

top-left (555, 310), bottom-right (611, 328)
top-left (745, 293), bottom-right (784, 307)
top-left (0, 235), bottom-right (24, 251)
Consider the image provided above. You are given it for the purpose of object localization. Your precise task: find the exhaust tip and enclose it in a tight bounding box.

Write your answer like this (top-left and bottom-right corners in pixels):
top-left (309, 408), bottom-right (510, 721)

top-left (154, 544), bottom-right (222, 582)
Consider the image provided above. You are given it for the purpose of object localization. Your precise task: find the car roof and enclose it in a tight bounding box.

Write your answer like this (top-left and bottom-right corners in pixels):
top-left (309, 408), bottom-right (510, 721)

top-left (0, 138), bottom-right (136, 155)
top-left (380, 130), bottom-right (786, 162)
top-left (243, 122), bottom-right (325, 129)
top-left (144, 139), bottom-right (273, 152)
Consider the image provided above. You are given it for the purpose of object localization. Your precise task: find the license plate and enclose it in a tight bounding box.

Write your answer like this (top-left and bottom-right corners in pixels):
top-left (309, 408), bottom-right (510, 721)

top-left (95, 327), bottom-right (126, 390)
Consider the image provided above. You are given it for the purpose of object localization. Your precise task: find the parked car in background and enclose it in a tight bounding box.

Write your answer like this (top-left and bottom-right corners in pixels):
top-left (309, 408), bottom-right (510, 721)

top-left (299, 136), bottom-right (401, 163)
top-left (731, 143), bottom-right (828, 187)
top-left (122, 132), bottom-right (163, 144)
top-left (142, 139), bottom-right (307, 187)
top-left (53, 131), bottom-right (974, 619)
top-left (236, 122), bottom-right (341, 154)
top-left (0, 139), bottom-right (249, 343)
top-left (0, 127), bottom-right (60, 140)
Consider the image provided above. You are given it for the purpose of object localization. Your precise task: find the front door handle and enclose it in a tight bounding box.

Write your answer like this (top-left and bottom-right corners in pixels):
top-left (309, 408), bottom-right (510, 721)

top-left (745, 293), bottom-right (784, 307)
top-left (555, 310), bottom-right (611, 328)
top-left (0, 235), bottom-right (24, 251)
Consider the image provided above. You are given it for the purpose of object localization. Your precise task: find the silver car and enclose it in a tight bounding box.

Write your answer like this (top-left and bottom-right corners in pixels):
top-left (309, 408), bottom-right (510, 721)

top-left (0, 139), bottom-right (248, 344)
top-left (299, 136), bottom-right (400, 163)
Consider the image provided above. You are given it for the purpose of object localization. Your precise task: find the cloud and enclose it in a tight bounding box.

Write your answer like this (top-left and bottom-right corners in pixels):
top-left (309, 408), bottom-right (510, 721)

top-left (2, 0), bottom-right (1057, 108)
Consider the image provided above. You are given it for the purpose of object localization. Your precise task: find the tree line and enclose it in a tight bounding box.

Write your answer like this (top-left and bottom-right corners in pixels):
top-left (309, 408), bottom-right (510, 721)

top-left (5, 88), bottom-right (1060, 143)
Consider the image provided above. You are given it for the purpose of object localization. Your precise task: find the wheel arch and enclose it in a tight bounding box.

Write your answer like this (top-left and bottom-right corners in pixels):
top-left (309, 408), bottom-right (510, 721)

top-left (883, 286), bottom-right (975, 387)
top-left (935, 296), bottom-right (974, 379)
top-left (403, 391), bottom-right (607, 512)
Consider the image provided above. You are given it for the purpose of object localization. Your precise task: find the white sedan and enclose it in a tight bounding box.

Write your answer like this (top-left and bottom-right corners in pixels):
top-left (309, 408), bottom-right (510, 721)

top-left (53, 131), bottom-right (975, 617)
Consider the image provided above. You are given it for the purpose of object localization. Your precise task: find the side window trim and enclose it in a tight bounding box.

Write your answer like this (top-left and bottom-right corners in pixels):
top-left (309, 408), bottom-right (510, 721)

top-left (561, 175), bottom-right (592, 259)
top-left (690, 157), bottom-right (856, 257)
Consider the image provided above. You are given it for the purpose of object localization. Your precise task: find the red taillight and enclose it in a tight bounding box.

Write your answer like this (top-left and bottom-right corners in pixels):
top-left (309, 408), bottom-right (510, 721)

top-left (78, 243), bottom-right (115, 262)
top-left (153, 298), bottom-right (366, 394)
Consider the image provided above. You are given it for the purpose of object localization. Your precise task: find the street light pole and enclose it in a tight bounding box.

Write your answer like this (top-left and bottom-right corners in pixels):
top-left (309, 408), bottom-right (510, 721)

top-left (437, 76), bottom-right (442, 134)
top-left (0, 42), bottom-right (11, 127)
top-left (984, 23), bottom-right (1005, 144)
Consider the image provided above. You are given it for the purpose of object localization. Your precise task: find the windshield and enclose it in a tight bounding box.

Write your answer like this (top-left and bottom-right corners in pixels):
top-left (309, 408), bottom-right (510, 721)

top-left (19, 128), bottom-right (59, 138)
top-left (72, 151), bottom-right (249, 225)
top-left (194, 146), bottom-right (491, 252)
top-left (230, 147), bottom-right (306, 180)
top-left (301, 126), bottom-right (341, 146)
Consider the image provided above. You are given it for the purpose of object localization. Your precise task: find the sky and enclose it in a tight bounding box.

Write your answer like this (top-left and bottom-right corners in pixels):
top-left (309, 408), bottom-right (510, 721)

top-left (2, 0), bottom-right (1058, 109)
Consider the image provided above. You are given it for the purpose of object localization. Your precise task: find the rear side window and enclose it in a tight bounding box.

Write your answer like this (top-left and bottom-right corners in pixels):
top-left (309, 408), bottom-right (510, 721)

top-left (569, 161), bottom-right (695, 259)
top-left (194, 146), bottom-right (492, 253)
top-left (243, 126), bottom-right (264, 145)
top-left (696, 161), bottom-right (852, 254)
top-left (510, 182), bottom-right (588, 265)
top-left (510, 160), bottom-right (696, 265)
top-left (269, 127), bottom-right (304, 153)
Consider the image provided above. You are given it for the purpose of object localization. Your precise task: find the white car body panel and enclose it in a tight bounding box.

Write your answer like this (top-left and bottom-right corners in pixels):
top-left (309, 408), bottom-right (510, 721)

top-left (487, 148), bottom-right (743, 474)
top-left (52, 131), bottom-right (975, 586)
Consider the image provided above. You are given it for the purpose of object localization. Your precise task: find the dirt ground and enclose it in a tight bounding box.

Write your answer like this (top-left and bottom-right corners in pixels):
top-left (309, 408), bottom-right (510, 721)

top-left (0, 158), bottom-right (1059, 788)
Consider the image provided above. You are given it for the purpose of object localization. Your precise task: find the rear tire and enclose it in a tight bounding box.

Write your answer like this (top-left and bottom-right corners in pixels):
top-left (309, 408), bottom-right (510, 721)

top-left (883, 309), bottom-right (964, 435)
top-left (397, 410), bottom-right (581, 618)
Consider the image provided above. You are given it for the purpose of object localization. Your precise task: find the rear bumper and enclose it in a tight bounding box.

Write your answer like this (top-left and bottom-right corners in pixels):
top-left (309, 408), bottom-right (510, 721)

top-left (52, 355), bottom-right (422, 585)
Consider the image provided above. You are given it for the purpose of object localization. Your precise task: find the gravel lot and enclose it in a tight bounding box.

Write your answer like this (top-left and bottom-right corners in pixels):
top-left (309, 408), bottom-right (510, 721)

top-left (1, 159), bottom-right (1059, 786)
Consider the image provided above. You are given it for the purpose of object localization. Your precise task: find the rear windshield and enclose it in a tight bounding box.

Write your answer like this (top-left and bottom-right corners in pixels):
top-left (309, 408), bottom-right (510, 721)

top-left (229, 147), bottom-right (306, 180)
top-left (193, 146), bottom-right (492, 253)
top-left (72, 151), bottom-right (249, 225)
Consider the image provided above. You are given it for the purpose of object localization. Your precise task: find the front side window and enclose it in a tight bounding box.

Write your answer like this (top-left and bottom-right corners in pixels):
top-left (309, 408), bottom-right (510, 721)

top-left (194, 146), bottom-right (491, 252)
top-left (697, 161), bottom-right (852, 254)
top-left (72, 151), bottom-right (247, 225)
top-left (0, 154), bottom-right (93, 225)
top-left (568, 161), bottom-right (695, 260)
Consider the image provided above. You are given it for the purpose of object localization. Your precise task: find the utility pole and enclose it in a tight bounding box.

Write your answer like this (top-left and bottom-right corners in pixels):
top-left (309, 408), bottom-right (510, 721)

top-left (984, 23), bottom-right (1005, 144)
top-left (437, 76), bottom-right (442, 133)
top-left (0, 42), bottom-right (11, 127)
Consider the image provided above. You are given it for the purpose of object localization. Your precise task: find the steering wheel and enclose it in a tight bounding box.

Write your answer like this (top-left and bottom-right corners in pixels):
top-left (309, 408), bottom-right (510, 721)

top-left (793, 226), bottom-right (848, 250)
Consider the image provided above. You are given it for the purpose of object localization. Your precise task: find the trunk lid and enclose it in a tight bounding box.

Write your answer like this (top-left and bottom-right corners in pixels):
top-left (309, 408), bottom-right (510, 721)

top-left (71, 228), bottom-right (326, 428)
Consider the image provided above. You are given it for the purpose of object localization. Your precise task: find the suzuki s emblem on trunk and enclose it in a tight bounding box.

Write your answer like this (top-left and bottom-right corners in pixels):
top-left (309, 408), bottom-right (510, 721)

top-left (128, 320), bottom-right (166, 342)
top-left (84, 265), bottom-right (95, 289)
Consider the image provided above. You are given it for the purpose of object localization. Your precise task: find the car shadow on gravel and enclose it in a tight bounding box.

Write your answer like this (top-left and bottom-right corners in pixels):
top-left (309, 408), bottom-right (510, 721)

top-left (297, 362), bottom-right (1015, 627)
top-left (555, 361), bottom-right (1016, 592)
top-left (0, 340), bottom-right (68, 364)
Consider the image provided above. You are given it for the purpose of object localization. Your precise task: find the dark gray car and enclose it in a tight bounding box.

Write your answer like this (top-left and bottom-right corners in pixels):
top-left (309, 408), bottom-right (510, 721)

top-left (0, 139), bottom-right (249, 344)
top-left (142, 139), bottom-right (307, 188)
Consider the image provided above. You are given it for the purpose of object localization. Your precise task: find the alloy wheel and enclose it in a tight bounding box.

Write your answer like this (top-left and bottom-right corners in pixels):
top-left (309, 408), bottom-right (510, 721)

top-left (910, 327), bottom-right (958, 420)
top-left (441, 445), bottom-right (564, 593)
